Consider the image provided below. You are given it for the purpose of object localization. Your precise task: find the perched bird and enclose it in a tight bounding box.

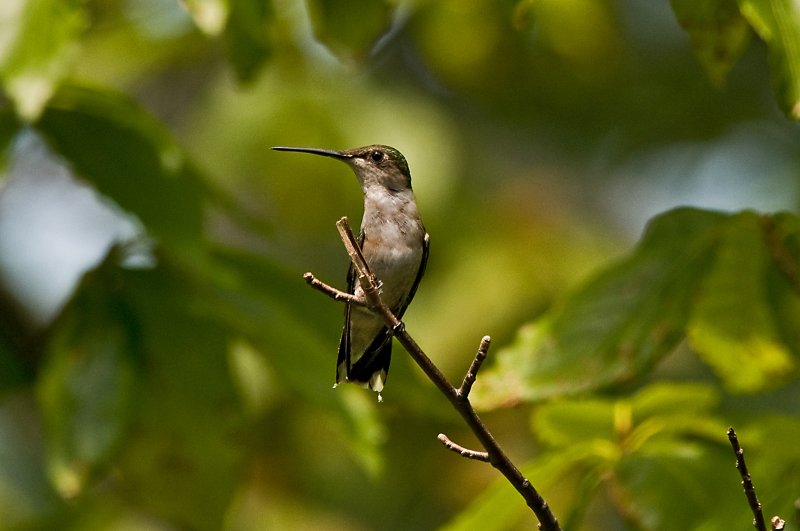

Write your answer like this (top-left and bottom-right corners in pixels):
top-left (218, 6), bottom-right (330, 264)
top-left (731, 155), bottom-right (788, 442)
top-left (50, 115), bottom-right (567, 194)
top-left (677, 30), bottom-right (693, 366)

top-left (273, 145), bottom-right (429, 400)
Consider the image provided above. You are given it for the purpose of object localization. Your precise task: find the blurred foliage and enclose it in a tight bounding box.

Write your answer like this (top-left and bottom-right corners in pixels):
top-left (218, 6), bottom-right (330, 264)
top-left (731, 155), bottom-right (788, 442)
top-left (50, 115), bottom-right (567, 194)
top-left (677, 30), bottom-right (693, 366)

top-left (0, 1), bottom-right (799, 530)
top-left (473, 208), bottom-right (799, 407)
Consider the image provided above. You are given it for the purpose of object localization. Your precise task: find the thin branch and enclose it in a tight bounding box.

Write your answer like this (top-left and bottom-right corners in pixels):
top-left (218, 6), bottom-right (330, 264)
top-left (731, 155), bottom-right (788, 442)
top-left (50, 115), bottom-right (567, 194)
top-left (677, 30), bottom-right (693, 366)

top-left (459, 336), bottom-right (491, 398)
top-left (308, 217), bottom-right (561, 531)
top-left (728, 427), bottom-right (767, 531)
top-left (438, 433), bottom-right (490, 462)
top-left (304, 272), bottom-right (367, 306)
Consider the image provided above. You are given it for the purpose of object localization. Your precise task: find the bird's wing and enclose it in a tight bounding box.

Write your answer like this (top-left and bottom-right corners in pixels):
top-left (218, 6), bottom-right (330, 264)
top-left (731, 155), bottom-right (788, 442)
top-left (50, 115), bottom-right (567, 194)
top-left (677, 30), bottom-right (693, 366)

top-left (395, 231), bottom-right (429, 318)
top-left (336, 229), bottom-right (364, 383)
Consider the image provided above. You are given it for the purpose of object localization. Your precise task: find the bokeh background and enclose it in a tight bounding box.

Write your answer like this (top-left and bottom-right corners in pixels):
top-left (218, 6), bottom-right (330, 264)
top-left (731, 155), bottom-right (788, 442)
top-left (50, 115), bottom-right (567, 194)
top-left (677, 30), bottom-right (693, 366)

top-left (1, 0), bottom-right (799, 529)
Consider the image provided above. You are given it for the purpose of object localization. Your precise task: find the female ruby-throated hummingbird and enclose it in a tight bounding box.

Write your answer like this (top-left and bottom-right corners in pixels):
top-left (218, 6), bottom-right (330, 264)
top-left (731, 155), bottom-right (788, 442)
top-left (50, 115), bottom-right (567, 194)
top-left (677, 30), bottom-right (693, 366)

top-left (273, 145), bottom-right (429, 400)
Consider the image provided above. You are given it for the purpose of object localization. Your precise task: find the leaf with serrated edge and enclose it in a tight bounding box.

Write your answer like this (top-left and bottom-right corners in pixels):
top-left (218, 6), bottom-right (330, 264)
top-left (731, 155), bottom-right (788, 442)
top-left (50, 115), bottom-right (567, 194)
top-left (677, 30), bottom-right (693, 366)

top-left (473, 208), bottom-right (726, 408)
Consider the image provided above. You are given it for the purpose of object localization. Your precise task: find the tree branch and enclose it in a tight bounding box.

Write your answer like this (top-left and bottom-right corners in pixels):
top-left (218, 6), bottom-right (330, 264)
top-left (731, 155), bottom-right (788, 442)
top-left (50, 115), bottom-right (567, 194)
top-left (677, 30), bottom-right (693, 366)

top-left (303, 272), bottom-right (366, 306)
top-left (728, 427), bottom-right (767, 531)
top-left (306, 217), bottom-right (561, 531)
top-left (438, 433), bottom-right (490, 462)
top-left (459, 335), bottom-right (491, 398)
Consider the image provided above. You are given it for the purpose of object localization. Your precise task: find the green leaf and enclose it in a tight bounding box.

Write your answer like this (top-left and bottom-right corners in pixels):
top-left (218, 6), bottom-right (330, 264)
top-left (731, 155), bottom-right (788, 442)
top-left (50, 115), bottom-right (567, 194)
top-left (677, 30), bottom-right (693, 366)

top-left (533, 399), bottom-right (617, 447)
top-left (738, 0), bottom-right (800, 119)
top-left (36, 254), bottom-right (140, 498)
top-left (475, 208), bottom-right (800, 408)
top-left (473, 208), bottom-right (726, 408)
top-left (305, 0), bottom-right (396, 62)
top-left (0, 0), bottom-right (86, 121)
top-left (452, 382), bottom-right (731, 530)
top-left (765, 212), bottom-right (800, 351)
top-left (630, 381), bottom-right (719, 420)
top-left (224, 0), bottom-right (273, 83)
top-left (0, 394), bottom-right (64, 529)
top-left (670, 0), bottom-right (752, 86)
top-left (441, 444), bottom-right (603, 531)
top-left (207, 248), bottom-right (388, 476)
top-left (742, 416), bottom-right (800, 520)
top-left (35, 84), bottom-right (206, 256)
top-left (616, 441), bottom-right (747, 530)
top-left (110, 261), bottom-right (243, 529)
top-left (688, 211), bottom-right (795, 392)
top-left (0, 106), bottom-right (20, 178)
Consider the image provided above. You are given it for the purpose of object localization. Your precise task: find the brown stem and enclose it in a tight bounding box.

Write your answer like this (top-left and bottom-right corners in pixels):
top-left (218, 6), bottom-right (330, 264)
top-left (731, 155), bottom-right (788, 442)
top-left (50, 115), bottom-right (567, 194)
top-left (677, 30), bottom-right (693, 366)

top-left (303, 272), bottom-right (366, 306)
top-left (438, 433), bottom-right (490, 462)
top-left (728, 427), bottom-right (767, 531)
top-left (459, 336), bottom-right (490, 398)
top-left (307, 217), bottom-right (561, 531)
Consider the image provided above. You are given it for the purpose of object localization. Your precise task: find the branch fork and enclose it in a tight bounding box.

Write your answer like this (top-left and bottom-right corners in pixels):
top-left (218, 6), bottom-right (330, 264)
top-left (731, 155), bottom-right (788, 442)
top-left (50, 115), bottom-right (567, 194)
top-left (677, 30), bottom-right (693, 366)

top-left (305, 217), bottom-right (560, 531)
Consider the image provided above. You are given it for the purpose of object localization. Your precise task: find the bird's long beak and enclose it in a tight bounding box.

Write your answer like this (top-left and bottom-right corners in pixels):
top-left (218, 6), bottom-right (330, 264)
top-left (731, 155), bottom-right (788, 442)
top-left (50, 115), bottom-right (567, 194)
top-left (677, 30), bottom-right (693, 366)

top-left (272, 146), bottom-right (351, 159)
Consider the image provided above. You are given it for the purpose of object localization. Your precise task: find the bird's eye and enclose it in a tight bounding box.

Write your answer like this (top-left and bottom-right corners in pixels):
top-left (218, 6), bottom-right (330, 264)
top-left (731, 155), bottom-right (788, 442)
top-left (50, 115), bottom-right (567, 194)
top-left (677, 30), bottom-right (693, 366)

top-left (370, 150), bottom-right (384, 163)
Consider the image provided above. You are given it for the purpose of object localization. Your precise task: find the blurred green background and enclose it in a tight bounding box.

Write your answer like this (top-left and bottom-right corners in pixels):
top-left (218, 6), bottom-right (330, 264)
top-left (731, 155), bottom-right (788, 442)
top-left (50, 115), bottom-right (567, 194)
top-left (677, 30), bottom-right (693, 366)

top-left (1, 0), bottom-right (799, 530)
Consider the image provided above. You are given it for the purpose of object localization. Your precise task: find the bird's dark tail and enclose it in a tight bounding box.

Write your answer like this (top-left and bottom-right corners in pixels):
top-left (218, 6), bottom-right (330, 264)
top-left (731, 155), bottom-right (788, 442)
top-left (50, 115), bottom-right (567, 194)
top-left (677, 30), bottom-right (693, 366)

top-left (337, 326), bottom-right (392, 395)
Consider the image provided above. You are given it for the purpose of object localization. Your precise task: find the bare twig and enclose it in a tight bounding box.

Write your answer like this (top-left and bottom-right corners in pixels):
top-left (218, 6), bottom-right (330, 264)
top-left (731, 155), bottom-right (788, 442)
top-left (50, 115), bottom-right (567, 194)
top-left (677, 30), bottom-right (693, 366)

top-left (728, 427), bottom-right (767, 531)
top-left (303, 272), bottom-right (366, 306)
top-left (308, 217), bottom-right (561, 531)
top-left (459, 336), bottom-right (491, 398)
top-left (438, 433), bottom-right (490, 462)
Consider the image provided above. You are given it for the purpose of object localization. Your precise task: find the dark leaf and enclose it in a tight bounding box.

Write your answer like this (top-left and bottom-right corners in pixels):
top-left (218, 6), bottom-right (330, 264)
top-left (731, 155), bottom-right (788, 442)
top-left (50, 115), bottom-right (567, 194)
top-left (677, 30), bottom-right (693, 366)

top-left (306, 0), bottom-right (396, 62)
top-left (670, 0), bottom-right (752, 86)
top-left (224, 0), bottom-right (273, 83)
top-left (0, 106), bottom-right (20, 175)
top-left (35, 84), bottom-right (205, 256)
top-left (36, 253), bottom-right (140, 498)
top-left (0, 394), bottom-right (64, 528)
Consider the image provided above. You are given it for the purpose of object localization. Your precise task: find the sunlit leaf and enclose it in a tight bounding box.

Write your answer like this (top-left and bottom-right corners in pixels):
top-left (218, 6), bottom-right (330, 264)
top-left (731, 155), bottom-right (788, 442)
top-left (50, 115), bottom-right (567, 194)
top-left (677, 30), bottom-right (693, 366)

top-left (688, 211), bottom-right (795, 392)
top-left (180, 0), bottom-right (229, 35)
top-left (630, 381), bottom-right (719, 419)
top-left (533, 383), bottom-right (724, 454)
top-left (523, 384), bottom-right (730, 528)
top-left (224, 0), bottom-right (273, 83)
top-left (305, 0), bottom-right (395, 62)
top-left (36, 254), bottom-right (140, 498)
top-left (0, 0), bottom-right (86, 121)
top-left (35, 84), bottom-right (205, 256)
top-left (533, 400), bottom-right (617, 447)
top-left (670, 0), bottom-right (752, 86)
top-left (473, 208), bottom-right (725, 408)
top-left (475, 208), bottom-right (800, 408)
top-left (738, 0), bottom-right (800, 119)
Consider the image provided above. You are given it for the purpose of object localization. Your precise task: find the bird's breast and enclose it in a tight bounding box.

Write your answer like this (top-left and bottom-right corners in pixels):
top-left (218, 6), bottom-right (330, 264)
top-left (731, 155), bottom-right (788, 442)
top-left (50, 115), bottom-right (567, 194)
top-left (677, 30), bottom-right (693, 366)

top-left (358, 218), bottom-right (425, 308)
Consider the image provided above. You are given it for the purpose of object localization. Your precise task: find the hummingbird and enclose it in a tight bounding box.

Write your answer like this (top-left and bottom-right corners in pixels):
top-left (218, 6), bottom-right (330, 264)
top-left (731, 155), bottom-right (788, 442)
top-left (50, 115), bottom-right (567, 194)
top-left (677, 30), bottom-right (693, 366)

top-left (273, 145), bottom-right (429, 400)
